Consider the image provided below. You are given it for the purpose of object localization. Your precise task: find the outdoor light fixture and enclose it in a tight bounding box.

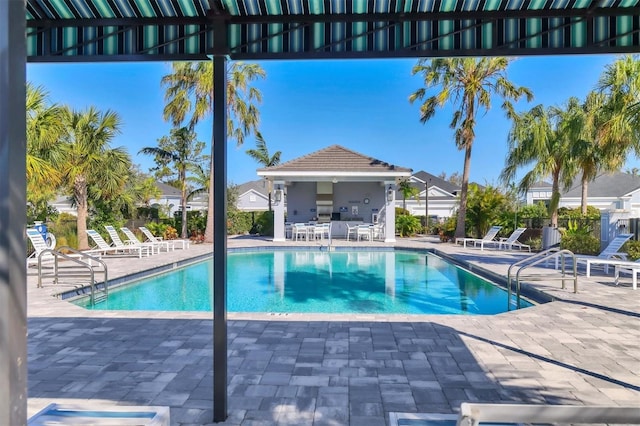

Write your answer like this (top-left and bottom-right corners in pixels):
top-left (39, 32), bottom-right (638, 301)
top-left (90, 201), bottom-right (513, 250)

top-left (386, 185), bottom-right (394, 202)
top-left (274, 188), bottom-right (282, 203)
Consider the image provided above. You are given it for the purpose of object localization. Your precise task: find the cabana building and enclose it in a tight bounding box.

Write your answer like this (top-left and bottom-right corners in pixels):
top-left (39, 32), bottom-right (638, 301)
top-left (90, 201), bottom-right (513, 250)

top-left (257, 145), bottom-right (412, 243)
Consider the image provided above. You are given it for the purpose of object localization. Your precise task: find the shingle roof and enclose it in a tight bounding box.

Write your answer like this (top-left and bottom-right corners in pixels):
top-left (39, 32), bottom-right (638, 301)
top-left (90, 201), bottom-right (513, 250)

top-left (156, 182), bottom-right (181, 197)
top-left (236, 180), bottom-right (268, 197)
top-left (258, 145), bottom-right (411, 175)
top-left (562, 172), bottom-right (640, 198)
top-left (412, 171), bottom-right (460, 195)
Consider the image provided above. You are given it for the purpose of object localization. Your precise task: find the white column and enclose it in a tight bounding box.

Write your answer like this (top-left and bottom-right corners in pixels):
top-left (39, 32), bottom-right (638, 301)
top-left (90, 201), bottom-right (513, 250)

top-left (273, 180), bottom-right (286, 241)
top-left (0, 1), bottom-right (27, 424)
top-left (384, 182), bottom-right (396, 243)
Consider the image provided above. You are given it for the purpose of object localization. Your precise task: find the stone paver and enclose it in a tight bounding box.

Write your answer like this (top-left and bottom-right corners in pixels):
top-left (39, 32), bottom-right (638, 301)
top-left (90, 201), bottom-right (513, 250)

top-left (26, 237), bottom-right (640, 425)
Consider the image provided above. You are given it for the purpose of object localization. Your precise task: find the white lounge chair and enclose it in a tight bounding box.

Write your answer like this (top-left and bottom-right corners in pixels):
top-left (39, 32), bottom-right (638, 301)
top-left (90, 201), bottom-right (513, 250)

top-left (120, 226), bottom-right (173, 252)
top-left (139, 226), bottom-right (190, 250)
top-left (26, 228), bottom-right (100, 270)
top-left (614, 259), bottom-right (640, 290)
top-left (497, 227), bottom-right (530, 251)
top-left (105, 225), bottom-right (156, 255)
top-left (456, 402), bottom-right (640, 426)
top-left (457, 225), bottom-right (502, 250)
top-left (570, 233), bottom-right (633, 276)
top-left (87, 229), bottom-right (150, 258)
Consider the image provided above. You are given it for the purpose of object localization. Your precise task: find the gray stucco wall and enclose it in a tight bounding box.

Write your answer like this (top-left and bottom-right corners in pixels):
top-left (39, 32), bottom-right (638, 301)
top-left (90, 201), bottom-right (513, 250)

top-left (286, 181), bottom-right (385, 223)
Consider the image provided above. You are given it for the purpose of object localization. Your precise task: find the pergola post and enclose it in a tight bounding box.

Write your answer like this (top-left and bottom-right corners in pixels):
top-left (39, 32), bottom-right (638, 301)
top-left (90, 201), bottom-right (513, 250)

top-left (212, 19), bottom-right (228, 424)
top-left (384, 182), bottom-right (396, 243)
top-left (0, 0), bottom-right (27, 424)
top-left (272, 180), bottom-right (285, 241)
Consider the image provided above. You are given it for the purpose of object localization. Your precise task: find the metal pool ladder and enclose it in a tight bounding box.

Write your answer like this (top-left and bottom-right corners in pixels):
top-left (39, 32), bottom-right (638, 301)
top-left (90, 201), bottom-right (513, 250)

top-left (36, 247), bottom-right (109, 306)
top-left (507, 247), bottom-right (577, 309)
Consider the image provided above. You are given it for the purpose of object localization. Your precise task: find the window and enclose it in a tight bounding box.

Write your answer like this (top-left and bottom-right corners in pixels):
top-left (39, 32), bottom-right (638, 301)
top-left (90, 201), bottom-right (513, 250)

top-left (249, 194), bottom-right (256, 202)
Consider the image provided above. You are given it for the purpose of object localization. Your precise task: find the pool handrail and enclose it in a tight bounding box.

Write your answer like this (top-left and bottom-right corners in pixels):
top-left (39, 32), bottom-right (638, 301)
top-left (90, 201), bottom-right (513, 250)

top-left (507, 247), bottom-right (577, 309)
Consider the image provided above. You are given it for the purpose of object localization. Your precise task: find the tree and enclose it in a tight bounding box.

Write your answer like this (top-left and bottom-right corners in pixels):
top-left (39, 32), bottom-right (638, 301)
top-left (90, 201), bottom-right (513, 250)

top-left (398, 179), bottom-right (420, 211)
top-left (26, 83), bottom-right (65, 215)
top-left (246, 132), bottom-right (281, 211)
top-left (571, 92), bottom-right (624, 215)
top-left (500, 103), bottom-right (576, 227)
top-left (410, 57), bottom-right (532, 239)
top-left (140, 127), bottom-right (205, 239)
top-left (437, 171), bottom-right (463, 186)
top-left (58, 107), bottom-right (131, 250)
top-left (161, 61), bottom-right (266, 243)
top-left (464, 183), bottom-right (509, 239)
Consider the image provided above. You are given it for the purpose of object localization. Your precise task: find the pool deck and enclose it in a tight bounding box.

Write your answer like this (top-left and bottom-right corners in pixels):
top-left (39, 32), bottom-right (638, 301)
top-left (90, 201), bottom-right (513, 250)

top-left (27, 236), bottom-right (640, 425)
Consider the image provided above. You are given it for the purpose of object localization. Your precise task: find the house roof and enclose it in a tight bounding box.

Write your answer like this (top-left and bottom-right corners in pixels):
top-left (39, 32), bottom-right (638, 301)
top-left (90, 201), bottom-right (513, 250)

top-left (26, 1), bottom-right (640, 62)
top-left (258, 145), bottom-right (411, 178)
top-left (562, 172), bottom-right (640, 198)
top-left (236, 180), bottom-right (269, 197)
top-left (411, 171), bottom-right (460, 195)
top-left (530, 181), bottom-right (553, 189)
top-left (156, 182), bottom-right (181, 197)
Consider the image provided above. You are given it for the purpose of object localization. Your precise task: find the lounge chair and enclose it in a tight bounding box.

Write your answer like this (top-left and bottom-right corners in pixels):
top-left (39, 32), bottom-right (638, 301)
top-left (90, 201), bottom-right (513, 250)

top-left (457, 225), bottom-right (502, 250)
top-left (456, 402), bottom-right (640, 426)
top-left (614, 259), bottom-right (640, 290)
top-left (120, 226), bottom-right (173, 252)
top-left (26, 228), bottom-right (101, 270)
top-left (567, 233), bottom-right (633, 276)
top-left (497, 227), bottom-right (530, 251)
top-left (87, 229), bottom-right (150, 258)
top-left (139, 226), bottom-right (190, 250)
top-left (105, 225), bottom-right (157, 255)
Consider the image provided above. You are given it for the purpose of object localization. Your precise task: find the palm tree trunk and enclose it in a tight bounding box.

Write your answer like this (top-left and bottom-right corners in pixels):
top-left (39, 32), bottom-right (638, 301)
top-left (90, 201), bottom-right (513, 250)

top-left (180, 170), bottom-right (188, 239)
top-left (581, 173), bottom-right (588, 215)
top-left (204, 155), bottom-right (214, 243)
top-left (550, 170), bottom-right (561, 227)
top-left (455, 144), bottom-right (473, 239)
top-left (75, 176), bottom-right (89, 250)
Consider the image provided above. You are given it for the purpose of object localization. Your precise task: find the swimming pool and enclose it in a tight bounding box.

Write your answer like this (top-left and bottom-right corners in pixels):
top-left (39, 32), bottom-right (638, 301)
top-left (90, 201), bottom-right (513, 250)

top-left (76, 250), bottom-right (532, 314)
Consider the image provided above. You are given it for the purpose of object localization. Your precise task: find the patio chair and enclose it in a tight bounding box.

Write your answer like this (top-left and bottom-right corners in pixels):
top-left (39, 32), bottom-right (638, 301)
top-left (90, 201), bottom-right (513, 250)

top-left (346, 223), bottom-right (358, 241)
top-left (457, 225), bottom-right (502, 250)
top-left (356, 224), bottom-right (373, 241)
top-left (139, 226), bottom-right (190, 250)
top-left (566, 233), bottom-right (633, 276)
top-left (87, 229), bottom-right (150, 258)
top-left (120, 227), bottom-right (174, 252)
top-left (497, 227), bottom-right (530, 251)
top-left (293, 223), bottom-right (309, 241)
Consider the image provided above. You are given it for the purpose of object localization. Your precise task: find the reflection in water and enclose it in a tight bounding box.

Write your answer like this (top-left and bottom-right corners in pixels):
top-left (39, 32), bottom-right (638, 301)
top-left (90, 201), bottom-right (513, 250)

top-left (82, 251), bottom-right (533, 314)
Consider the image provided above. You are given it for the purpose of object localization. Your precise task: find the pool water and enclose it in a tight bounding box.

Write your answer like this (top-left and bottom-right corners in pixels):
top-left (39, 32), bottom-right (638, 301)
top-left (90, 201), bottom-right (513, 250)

top-left (76, 250), bottom-right (532, 314)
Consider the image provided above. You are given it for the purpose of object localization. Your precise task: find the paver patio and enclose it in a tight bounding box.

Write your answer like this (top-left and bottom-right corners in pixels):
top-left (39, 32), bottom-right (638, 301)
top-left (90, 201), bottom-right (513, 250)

top-left (26, 237), bottom-right (640, 425)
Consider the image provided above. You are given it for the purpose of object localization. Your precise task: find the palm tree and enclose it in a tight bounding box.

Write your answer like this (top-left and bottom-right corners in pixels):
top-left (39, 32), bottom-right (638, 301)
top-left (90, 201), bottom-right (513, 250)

top-left (58, 107), bottom-right (131, 250)
top-left (246, 133), bottom-right (281, 211)
top-left (161, 61), bottom-right (266, 243)
top-left (595, 56), bottom-right (640, 171)
top-left (398, 179), bottom-right (420, 211)
top-left (571, 92), bottom-right (624, 215)
top-left (26, 83), bottom-right (65, 197)
top-left (409, 57), bottom-right (533, 239)
top-left (140, 127), bottom-right (205, 239)
top-left (500, 103), bottom-right (576, 227)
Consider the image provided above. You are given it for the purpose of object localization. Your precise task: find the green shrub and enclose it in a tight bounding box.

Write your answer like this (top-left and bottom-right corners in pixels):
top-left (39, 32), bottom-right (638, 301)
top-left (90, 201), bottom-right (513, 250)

top-left (560, 234), bottom-right (600, 255)
top-left (252, 211), bottom-right (274, 236)
top-left (622, 240), bottom-right (640, 260)
top-left (523, 237), bottom-right (542, 252)
top-left (228, 210), bottom-right (253, 235)
top-left (48, 213), bottom-right (78, 249)
top-left (145, 222), bottom-right (168, 238)
top-left (396, 214), bottom-right (421, 237)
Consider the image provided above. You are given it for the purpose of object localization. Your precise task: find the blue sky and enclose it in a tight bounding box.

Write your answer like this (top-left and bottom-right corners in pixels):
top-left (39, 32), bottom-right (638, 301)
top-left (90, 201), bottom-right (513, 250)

top-left (27, 54), bottom-right (630, 187)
